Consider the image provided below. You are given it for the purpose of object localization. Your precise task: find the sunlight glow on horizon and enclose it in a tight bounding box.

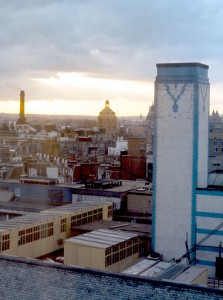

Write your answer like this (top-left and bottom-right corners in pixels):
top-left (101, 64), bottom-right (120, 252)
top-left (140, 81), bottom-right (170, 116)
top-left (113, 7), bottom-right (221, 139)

top-left (0, 72), bottom-right (154, 116)
top-left (2, 72), bottom-right (222, 117)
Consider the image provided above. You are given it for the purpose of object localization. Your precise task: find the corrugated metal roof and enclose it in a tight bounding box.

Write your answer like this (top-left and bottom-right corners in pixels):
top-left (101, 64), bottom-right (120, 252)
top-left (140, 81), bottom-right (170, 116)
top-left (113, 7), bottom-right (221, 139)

top-left (0, 212), bottom-right (64, 231)
top-left (66, 229), bottom-right (138, 249)
top-left (42, 201), bottom-right (111, 214)
top-left (140, 262), bottom-right (173, 278)
top-left (123, 259), bottom-right (158, 275)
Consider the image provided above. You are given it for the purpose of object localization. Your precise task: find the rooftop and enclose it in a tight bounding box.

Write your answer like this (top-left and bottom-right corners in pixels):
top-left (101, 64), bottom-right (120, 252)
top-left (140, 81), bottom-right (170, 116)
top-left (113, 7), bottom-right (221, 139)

top-left (71, 220), bottom-right (151, 238)
top-left (66, 229), bottom-right (139, 249)
top-left (42, 201), bottom-right (111, 214)
top-left (0, 255), bottom-right (220, 300)
top-left (157, 62), bottom-right (209, 69)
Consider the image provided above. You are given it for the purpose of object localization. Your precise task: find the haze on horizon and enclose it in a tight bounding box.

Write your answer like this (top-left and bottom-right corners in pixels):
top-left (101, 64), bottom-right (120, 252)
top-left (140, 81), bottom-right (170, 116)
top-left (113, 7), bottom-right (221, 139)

top-left (0, 1), bottom-right (223, 116)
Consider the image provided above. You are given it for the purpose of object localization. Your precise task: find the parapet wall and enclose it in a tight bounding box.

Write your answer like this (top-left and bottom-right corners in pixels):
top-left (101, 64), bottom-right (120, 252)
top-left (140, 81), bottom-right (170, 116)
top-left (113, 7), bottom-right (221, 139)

top-left (0, 255), bottom-right (222, 300)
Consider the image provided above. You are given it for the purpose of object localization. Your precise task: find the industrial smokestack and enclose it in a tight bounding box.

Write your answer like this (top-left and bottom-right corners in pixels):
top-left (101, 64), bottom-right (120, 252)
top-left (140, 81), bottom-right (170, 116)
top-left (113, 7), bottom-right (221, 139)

top-left (17, 90), bottom-right (26, 124)
top-left (20, 90), bottom-right (25, 117)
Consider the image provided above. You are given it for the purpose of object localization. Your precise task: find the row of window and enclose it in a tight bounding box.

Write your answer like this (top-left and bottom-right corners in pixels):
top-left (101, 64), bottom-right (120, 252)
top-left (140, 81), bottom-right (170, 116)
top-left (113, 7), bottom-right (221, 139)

top-left (213, 141), bottom-right (223, 146)
top-left (105, 237), bottom-right (139, 267)
top-left (212, 147), bottom-right (223, 152)
top-left (18, 222), bottom-right (54, 246)
top-left (71, 209), bottom-right (103, 227)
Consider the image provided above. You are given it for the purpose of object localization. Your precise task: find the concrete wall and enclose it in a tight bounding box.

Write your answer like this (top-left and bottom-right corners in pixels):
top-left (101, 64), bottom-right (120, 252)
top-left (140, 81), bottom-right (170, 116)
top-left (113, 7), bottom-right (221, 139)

top-left (127, 193), bottom-right (152, 214)
top-left (0, 181), bottom-right (73, 204)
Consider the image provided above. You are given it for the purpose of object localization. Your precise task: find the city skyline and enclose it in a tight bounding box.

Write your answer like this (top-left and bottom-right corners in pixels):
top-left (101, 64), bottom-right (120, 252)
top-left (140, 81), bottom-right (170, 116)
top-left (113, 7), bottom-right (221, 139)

top-left (1, 1), bottom-right (223, 116)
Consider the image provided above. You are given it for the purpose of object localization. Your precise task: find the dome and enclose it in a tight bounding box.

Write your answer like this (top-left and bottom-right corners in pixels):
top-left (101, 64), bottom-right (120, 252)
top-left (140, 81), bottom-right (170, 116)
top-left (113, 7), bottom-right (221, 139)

top-left (98, 99), bottom-right (117, 131)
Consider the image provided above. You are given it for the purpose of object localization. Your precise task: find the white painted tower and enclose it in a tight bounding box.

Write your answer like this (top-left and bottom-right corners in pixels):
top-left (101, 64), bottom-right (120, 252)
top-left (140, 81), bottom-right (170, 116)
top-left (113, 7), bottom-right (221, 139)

top-left (152, 63), bottom-right (210, 261)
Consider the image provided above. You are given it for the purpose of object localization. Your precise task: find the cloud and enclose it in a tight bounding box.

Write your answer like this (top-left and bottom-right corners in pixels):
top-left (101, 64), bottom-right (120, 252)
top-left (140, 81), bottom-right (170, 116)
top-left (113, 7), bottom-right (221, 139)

top-left (0, 0), bottom-right (223, 113)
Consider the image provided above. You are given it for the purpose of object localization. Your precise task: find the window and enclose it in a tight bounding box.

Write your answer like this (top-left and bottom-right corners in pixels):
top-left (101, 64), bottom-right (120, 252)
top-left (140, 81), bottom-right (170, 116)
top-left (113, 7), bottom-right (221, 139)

top-left (33, 226), bottom-right (40, 241)
top-left (71, 215), bottom-right (76, 227)
top-left (18, 223), bottom-right (54, 246)
top-left (88, 211), bottom-right (92, 222)
top-left (26, 228), bottom-right (33, 243)
top-left (41, 222), bottom-right (54, 239)
top-left (105, 255), bottom-right (112, 267)
top-left (98, 208), bottom-right (103, 220)
top-left (119, 242), bottom-right (126, 261)
top-left (104, 238), bottom-right (139, 268)
top-left (1, 234), bottom-right (10, 251)
top-left (107, 205), bottom-right (113, 218)
top-left (112, 252), bottom-right (119, 264)
top-left (71, 207), bottom-right (104, 227)
top-left (61, 218), bottom-right (66, 232)
top-left (76, 214), bottom-right (82, 226)
top-left (18, 230), bottom-right (26, 246)
top-left (81, 212), bottom-right (88, 224)
top-left (47, 222), bottom-right (54, 237)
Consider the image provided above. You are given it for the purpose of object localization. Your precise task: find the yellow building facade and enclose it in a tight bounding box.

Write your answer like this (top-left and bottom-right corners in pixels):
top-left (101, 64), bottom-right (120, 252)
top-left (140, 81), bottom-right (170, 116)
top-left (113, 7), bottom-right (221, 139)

top-left (64, 229), bottom-right (140, 272)
top-left (0, 202), bottom-right (113, 259)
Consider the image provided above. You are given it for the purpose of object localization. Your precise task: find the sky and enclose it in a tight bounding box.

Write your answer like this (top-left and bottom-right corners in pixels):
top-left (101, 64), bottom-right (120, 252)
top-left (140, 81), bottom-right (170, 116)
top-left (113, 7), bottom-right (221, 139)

top-left (1, 0), bottom-right (223, 116)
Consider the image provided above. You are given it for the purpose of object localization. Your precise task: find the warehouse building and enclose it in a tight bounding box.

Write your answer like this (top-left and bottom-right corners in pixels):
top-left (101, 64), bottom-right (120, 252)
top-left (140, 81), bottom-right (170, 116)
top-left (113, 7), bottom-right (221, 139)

top-left (41, 201), bottom-right (113, 237)
top-left (0, 202), bottom-right (112, 259)
top-left (64, 229), bottom-right (140, 272)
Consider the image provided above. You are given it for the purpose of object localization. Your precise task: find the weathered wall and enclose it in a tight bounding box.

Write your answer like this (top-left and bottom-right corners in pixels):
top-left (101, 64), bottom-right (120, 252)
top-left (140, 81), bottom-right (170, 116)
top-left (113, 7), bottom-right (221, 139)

top-left (0, 256), bottom-right (222, 300)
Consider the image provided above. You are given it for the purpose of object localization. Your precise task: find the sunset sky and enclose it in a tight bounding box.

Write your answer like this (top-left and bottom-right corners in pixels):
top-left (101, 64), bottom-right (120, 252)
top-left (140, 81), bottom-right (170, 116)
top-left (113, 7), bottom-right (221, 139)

top-left (1, 0), bottom-right (223, 116)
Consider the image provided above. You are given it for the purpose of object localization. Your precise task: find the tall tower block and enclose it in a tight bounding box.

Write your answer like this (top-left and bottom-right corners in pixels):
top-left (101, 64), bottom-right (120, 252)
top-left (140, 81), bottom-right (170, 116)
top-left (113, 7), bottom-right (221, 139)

top-left (17, 90), bottom-right (26, 124)
top-left (152, 63), bottom-right (209, 261)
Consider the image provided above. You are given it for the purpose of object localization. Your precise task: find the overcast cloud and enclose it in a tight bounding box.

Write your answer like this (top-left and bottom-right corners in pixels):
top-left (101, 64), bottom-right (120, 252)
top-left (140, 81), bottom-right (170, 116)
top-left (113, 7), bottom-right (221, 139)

top-left (0, 0), bottom-right (223, 113)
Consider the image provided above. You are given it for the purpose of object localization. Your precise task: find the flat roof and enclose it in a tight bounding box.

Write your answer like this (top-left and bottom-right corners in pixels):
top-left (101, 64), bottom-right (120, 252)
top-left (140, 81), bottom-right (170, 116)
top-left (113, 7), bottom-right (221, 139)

top-left (42, 201), bottom-right (112, 214)
top-left (0, 212), bottom-right (65, 231)
top-left (0, 179), bottom-right (150, 195)
top-left (157, 62), bottom-right (209, 69)
top-left (71, 220), bottom-right (151, 237)
top-left (66, 229), bottom-right (139, 249)
top-left (140, 261), bottom-right (173, 278)
top-left (128, 188), bottom-right (152, 195)
top-left (123, 260), bottom-right (208, 283)
top-left (123, 259), bottom-right (158, 275)
top-left (174, 266), bottom-right (208, 284)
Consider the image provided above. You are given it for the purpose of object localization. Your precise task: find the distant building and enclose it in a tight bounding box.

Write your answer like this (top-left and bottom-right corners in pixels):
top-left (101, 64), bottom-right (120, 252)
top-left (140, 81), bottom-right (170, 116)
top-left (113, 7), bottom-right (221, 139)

top-left (98, 100), bottom-right (117, 132)
top-left (209, 132), bottom-right (223, 157)
top-left (145, 103), bottom-right (154, 150)
top-left (108, 137), bottom-right (128, 156)
top-left (209, 110), bottom-right (223, 132)
top-left (128, 127), bottom-right (146, 157)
